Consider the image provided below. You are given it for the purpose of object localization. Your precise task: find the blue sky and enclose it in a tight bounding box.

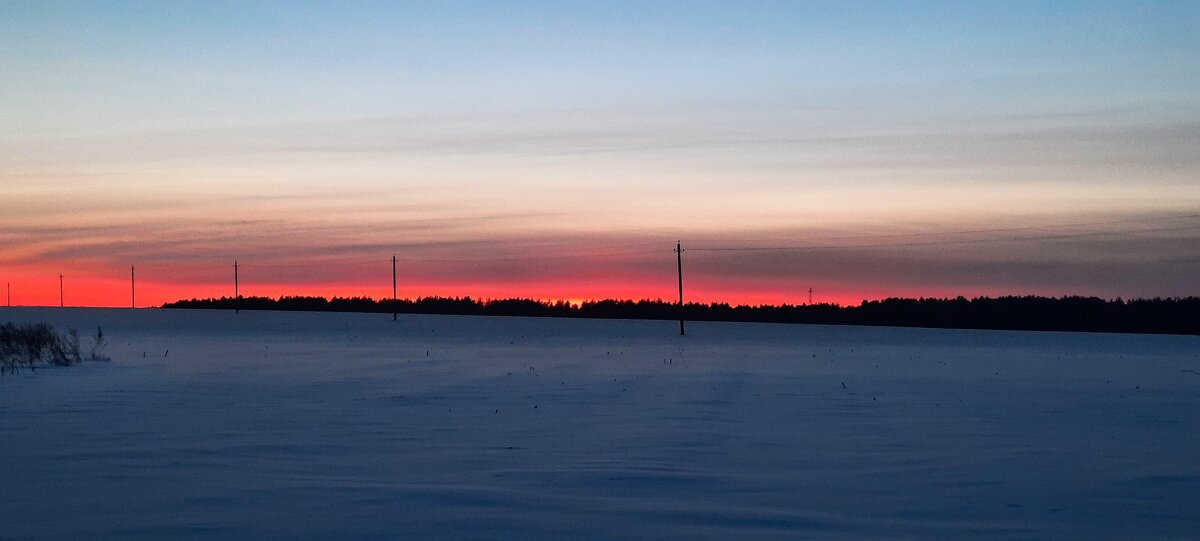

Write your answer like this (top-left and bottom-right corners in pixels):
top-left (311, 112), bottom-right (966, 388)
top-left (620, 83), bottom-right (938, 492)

top-left (5, 1), bottom-right (1197, 132)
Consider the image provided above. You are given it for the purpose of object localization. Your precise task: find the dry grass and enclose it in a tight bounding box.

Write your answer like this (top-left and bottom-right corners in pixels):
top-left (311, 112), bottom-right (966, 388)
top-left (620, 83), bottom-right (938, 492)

top-left (0, 323), bottom-right (108, 375)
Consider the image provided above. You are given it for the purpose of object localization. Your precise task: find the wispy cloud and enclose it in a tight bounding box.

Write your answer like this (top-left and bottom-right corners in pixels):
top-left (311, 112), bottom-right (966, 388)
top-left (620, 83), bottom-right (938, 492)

top-left (4, 206), bottom-right (1197, 302)
top-left (6, 106), bottom-right (1199, 173)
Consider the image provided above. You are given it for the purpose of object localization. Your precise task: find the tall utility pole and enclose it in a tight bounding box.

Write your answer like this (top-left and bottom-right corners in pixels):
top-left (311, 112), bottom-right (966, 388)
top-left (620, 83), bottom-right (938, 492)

top-left (6, 282), bottom-right (10, 307)
top-left (392, 254), bottom-right (398, 321)
top-left (131, 265), bottom-right (136, 309)
top-left (233, 260), bottom-right (239, 314)
top-left (59, 274), bottom-right (64, 307)
top-left (809, 288), bottom-right (813, 305)
top-left (675, 241), bottom-right (685, 336)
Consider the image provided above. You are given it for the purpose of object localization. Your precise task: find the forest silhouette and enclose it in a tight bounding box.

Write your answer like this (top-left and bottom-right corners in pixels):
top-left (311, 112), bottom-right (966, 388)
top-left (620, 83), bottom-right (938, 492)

top-left (163, 295), bottom-right (1200, 335)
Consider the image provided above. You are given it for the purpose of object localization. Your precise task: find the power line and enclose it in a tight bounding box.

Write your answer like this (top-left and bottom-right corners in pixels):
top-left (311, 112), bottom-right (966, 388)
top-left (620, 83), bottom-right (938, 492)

top-left (404, 247), bottom-right (664, 264)
top-left (228, 243), bottom-right (669, 266)
top-left (688, 213), bottom-right (1200, 247)
top-left (689, 223), bottom-right (1200, 252)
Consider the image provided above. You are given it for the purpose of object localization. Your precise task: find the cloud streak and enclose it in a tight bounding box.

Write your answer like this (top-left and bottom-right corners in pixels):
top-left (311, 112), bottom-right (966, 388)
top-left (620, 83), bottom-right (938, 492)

top-left (4, 206), bottom-right (1197, 306)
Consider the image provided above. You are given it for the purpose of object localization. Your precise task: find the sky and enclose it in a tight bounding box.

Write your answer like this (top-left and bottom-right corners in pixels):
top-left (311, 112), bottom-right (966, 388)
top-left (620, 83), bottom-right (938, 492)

top-left (2, 0), bottom-right (1198, 307)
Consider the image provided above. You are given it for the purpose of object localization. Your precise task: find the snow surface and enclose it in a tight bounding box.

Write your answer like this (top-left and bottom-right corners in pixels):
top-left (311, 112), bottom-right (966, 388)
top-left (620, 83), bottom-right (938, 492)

top-left (2, 307), bottom-right (1199, 540)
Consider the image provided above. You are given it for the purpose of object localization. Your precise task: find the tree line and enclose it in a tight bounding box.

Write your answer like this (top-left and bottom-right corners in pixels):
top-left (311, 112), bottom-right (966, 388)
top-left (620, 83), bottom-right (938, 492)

top-left (161, 295), bottom-right (1200, 335)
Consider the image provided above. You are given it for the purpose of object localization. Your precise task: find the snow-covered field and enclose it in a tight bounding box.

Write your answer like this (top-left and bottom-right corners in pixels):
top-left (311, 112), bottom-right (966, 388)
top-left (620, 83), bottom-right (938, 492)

top-left (2, 307), bottom-right (1198, 540)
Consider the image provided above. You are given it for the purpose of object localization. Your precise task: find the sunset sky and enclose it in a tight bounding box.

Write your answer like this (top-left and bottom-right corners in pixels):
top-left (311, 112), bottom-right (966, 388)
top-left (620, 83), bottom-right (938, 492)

top-left (2, 1), bottom-right (1198, 307)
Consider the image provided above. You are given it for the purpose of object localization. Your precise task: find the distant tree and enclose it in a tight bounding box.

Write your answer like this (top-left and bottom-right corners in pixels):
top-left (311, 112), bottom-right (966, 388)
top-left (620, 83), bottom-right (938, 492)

top-left (161, 294), bottom-right (1200, 335)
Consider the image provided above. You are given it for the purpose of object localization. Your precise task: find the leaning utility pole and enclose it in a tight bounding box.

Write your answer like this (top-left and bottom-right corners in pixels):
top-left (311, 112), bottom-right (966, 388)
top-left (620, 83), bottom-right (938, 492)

top-left (675, 241), bottom-right (685, 336)
top-left (59, 274), bottom-right (64, 307)
top-left (233, 260), bottom-right (240, 314)
top-left (392, 254), bottom-right (397, 321)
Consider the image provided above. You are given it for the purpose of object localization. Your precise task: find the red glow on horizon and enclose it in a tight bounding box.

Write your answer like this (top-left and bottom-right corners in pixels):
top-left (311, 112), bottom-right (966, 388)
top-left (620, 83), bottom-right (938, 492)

top-left (0, 270), bottom-right (1071, 310)
top-left (7, 209), bottom-right (1197, 310)
top-left (0, 269), bottom-right (876, 309)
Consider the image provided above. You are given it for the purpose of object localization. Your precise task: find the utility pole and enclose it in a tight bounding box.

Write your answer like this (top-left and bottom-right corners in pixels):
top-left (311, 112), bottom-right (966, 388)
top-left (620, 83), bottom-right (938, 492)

top-left (6, 282), bottom-right (9, 307)
top-left (131, 265), bottom-right (136, 309)
top-left (675, 241), bottom-right (685, 336)
top-left (392, 255), bottom-right (398, 321)
top-left (809, 287), bottom-right (813, 305)
top-left (59, 274), bottom-right (64, 307)
top-left (233, 260), bottom-right (239, 314)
